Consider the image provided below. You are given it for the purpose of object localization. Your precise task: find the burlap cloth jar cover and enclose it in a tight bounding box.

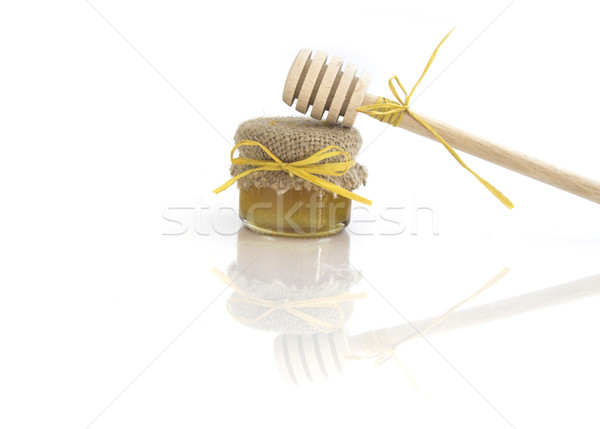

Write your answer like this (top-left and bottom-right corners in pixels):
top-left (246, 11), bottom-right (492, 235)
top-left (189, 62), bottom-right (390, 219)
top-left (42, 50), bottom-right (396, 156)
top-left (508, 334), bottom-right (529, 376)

top-left (230, 116), bottom-right (368, 193)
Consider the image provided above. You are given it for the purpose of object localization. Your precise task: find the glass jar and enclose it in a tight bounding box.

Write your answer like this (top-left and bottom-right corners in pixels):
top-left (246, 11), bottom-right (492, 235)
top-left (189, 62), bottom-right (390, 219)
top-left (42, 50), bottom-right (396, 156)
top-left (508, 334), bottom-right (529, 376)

top-left (239, 186), bottom-right (352, 237)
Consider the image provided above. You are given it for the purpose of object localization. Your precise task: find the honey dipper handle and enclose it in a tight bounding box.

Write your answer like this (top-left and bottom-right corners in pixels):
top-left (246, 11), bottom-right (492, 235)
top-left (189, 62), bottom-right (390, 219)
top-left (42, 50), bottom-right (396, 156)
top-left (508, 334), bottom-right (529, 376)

top-left (391, 109), bottom-right (600, 204)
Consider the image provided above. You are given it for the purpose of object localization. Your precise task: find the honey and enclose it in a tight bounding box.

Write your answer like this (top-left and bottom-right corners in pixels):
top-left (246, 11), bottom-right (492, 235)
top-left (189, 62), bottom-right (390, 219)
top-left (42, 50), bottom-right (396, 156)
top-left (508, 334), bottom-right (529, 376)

top-left (239, 186), bottom-right (351, 237)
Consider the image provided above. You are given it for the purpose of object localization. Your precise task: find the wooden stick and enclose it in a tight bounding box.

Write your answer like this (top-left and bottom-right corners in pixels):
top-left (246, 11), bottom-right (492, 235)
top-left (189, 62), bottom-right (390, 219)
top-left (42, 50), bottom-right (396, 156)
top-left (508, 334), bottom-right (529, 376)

top-left (395, 109), bottom-right (600, 204)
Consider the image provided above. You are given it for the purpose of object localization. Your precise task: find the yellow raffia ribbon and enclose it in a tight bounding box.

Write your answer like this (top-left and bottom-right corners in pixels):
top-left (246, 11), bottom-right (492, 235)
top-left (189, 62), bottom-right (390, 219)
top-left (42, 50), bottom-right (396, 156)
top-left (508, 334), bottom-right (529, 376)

top-left (344, 267), bottom-right (509, 396)
top-left (212, 140), bottom-right (372, 206)
top-left (346, 328), bottom-right (426, 395)
top-left (357, 29), bottom-right (514, 209)
top-left (211, 268), bottom-right (368, 334)
top-left (347, 267), bottom-right (510, 366)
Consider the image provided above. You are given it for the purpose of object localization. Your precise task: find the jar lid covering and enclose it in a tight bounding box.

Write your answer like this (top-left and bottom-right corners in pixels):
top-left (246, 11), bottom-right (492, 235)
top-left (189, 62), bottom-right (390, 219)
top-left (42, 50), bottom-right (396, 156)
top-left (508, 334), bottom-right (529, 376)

top-left (230, 116), bottom-right (368, 192)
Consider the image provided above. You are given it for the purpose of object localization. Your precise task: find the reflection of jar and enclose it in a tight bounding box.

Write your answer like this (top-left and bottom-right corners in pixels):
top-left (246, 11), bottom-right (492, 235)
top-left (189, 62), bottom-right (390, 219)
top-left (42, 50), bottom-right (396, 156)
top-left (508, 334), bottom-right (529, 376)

top-left (227, 227), bottom-right (360, 335)
top-left (230, 117), bottom-right (368, 237)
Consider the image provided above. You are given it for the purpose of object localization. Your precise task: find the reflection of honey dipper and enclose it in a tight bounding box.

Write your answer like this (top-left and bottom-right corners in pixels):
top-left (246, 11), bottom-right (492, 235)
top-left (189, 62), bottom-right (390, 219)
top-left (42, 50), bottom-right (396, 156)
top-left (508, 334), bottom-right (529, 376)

top-left (274, 272), bottom-right (600, 386)
top-left (283, 45), bottom-right (600, 204)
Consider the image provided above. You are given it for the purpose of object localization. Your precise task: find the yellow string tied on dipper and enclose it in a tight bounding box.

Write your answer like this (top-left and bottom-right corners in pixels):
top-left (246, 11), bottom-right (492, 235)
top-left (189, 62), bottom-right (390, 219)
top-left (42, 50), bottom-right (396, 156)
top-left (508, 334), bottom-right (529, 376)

top-left (213, 140), bottom-right (372, 206)
top-left (357, 29), bottom-right (514, 209)
top-left (347, 267), bottom-right (511, 366)
top-left (211, 268), bottom-right (368, 334)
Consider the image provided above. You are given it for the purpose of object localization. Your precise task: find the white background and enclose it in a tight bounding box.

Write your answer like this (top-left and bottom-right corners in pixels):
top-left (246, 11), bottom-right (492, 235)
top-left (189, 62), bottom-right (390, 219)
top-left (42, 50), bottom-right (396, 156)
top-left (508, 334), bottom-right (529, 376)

top-left (1, 0), bottom-right (600, 428)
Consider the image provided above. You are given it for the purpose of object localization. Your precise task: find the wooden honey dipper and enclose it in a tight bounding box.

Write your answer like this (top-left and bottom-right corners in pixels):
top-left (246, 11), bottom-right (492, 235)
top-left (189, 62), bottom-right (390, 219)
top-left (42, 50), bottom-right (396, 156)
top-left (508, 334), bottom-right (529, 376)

top-left (283, 46), bottom-right (600, 206)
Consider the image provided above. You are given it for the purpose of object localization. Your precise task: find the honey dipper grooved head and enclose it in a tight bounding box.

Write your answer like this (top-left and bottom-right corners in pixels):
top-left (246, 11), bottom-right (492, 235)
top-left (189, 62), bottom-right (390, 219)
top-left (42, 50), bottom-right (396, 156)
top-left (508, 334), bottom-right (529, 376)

top-left (283, 49), bottom-right (371, 127)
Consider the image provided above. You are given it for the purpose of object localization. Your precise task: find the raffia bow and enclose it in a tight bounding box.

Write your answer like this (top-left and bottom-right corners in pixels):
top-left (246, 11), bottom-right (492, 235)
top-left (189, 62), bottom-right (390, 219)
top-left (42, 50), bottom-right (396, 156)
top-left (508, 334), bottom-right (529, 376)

top-left (357, 29), bottom-right (514, 209)
top-left (213, 140), bottom-right (372, 205)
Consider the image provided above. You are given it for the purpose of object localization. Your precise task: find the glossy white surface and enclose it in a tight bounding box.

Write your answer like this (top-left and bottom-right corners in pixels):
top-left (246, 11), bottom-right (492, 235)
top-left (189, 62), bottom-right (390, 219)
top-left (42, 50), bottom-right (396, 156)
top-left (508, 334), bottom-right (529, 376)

top-left (1, 1), bottom-right (600, 428)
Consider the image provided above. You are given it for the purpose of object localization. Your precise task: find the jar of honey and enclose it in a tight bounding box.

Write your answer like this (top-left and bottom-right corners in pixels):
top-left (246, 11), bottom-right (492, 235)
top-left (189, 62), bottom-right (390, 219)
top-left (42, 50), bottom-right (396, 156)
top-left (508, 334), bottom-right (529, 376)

top-left (228, 117), bottom-right (368, 237)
